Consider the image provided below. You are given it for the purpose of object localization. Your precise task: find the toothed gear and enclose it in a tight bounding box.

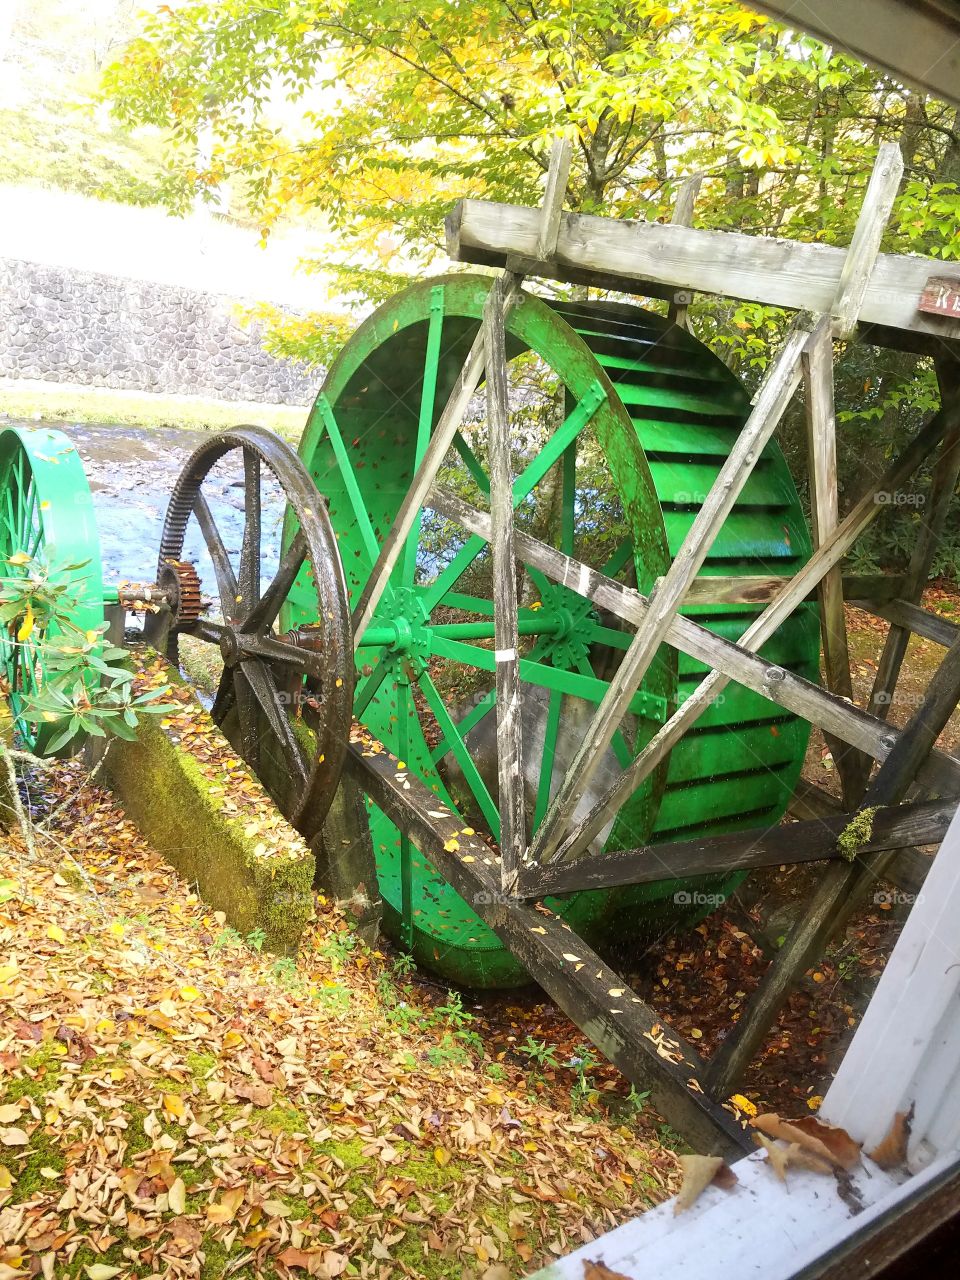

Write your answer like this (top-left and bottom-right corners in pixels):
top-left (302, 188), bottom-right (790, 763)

top-left (159, 558), bottom-right (202, 626)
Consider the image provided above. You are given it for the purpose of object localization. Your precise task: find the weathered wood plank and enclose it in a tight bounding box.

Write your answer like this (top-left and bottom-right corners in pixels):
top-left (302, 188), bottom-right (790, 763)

top-left (528, 318), bottom-right (816, 867)
top-left (854, 598), bottom-right (960, 650)
top-left (447, 199), bottom-right (960, 341)
top-left (350, 277), bottom-right (520, 645)
top-left (803, 323), bottom-right (867, 804)
top-left (866, 361), bottom-right (960, 721)
top-left (484, 275), bottom-right (526, 890)
top-left (536, 134), bottom-right (573, 260)
top-left (428, 487), bottom-right (960, 800)
top-left (518, 800), bottom-right (955, 898)
top-left (705, 634), bottom-right (960, 1098)
top-left (684, 573), bottom-right (907, 605)
top-left (668, 173), bottom-right (702, 329)
top-left (344, 735), bottom-right (749, 1159)
top-left (832, 142), bottom-right (903, 338)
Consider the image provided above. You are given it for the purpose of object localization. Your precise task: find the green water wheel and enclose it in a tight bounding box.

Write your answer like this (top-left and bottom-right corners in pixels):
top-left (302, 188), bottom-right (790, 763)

top-left (287, 275), bottom-right (819, 987)
top-left (0, 426), bottom-right (105, 753)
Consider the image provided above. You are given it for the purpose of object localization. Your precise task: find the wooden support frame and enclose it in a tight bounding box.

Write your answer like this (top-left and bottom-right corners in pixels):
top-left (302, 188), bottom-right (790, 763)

top-left (528, 315), bottom-right (819, 867)
top-left (667, 173), bottom-right (702, 329)
top-left (447, 198), bottom-right (960, 344)
top-left (705, 634), bottom-right (960, 1098)
top-left (866, 360), bottom-right (960, 724)
top-left (524, 800), bottom-right (954, 898)
top-left (803, 322), bottom-right (869, 805)
top-left (429, 483), bottom-right (960, 808)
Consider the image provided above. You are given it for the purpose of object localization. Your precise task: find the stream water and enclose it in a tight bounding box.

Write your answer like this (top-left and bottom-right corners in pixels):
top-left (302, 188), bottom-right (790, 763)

top-left (61, 422), bottom-right (286, 600)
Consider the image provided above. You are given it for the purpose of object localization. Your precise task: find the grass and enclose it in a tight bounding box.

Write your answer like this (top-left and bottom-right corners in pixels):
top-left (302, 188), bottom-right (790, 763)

top-left (0, 379), bottom-right (307, 439)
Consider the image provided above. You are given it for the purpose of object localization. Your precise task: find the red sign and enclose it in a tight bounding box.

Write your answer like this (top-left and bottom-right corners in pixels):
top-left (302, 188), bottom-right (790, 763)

top-left (919, 275), bottom-right (960, 318)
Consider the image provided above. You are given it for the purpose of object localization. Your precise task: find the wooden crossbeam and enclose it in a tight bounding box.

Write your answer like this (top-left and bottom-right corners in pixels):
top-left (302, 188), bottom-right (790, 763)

top-left (855, 598), bottom-right (960, 649)
top-left (447, 201), bottom-right (960, 343)
top-left (668, 173), bottom-right (702, 329)
top-left (831, 142), bottom-right (903, 339)
top-left (521, 799), bottom-right (955, 898)
top-left (428, 488), bottom-right (960, 805)
top-left (705, 634), bottom-right (960, 1098)
top-left (535, 134), bottom-right (573, 260)
top-left (684, 573), bottom-right (908, 605)
top-left (344, 734), bottom-right (749, 1159)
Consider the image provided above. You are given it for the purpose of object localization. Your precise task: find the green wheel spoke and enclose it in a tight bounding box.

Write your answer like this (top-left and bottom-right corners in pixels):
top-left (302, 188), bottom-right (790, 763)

top-left (429, 632), bottom-right (663, 719)
top-left (397, 676), bottom-right (414, 950)
top-left (316, 395), bottom-right (383, 565)
top-left (402, 285), bottom-right (444, 585)
top-left (418, 669), bottom-right (501, 840)
top-left (422, 384), bottom-right (607, 611)
top-left (602, 538), bottom-right (635, 579)
top-left (354, 650), bottom-right (395, 718)
top-left (430, 687), bottom-right (495, 763)
top-left (451, 432), bottom-right (490, 494)
top-left (436, 591), bottom-right (495, 616)
top-left (533, 687), bottom-right (564, 829)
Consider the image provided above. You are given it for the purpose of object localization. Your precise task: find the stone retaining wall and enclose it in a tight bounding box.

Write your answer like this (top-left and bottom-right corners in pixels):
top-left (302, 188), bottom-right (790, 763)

top-left (0, 256), bottom-right (317, 405)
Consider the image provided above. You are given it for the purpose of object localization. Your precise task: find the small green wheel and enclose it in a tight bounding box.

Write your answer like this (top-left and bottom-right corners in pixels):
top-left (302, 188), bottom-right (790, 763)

top-left (0, 426), bottom-right (104, 753)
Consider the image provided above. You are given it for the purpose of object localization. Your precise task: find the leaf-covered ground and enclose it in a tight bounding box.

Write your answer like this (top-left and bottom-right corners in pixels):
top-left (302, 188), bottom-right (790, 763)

top-left (0, 763), bottom-right (678, 1280)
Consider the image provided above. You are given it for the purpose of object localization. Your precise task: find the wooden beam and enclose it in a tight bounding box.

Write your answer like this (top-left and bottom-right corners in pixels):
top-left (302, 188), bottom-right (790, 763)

top-left (866, 361), bottom-right (960, 722)
top-left (831, 142), bottom-right (903, 339)
top-left (519, 800), bottom-right (955, 899)
top-left (344, 735), bottom-right (749, 1159)
top-left (536, 134), bottom-right (573, 260)
top-left (350, 276), bottom-right (521, 645)
top-left (484, 275), bottom-right (527, 890)
top-left (447, 199), bottom-right (960, 342)
top-left (668, 173), bottom-right (702, 329)
top-left (854, 598), bottom-right (960, 650)
top-left (803, 322), bottom-right (868, 805)
top-left (527, 317), bottom-right (817, 868)
top-left (705, 634), bottom-right (960, 1099)
top-left (684, 573), bottom-right (908, 605)
top-left (428, 487), bottom-right (960, 801)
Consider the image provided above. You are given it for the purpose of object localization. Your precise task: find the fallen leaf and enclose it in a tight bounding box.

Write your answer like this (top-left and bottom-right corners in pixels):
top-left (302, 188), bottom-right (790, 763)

top-left (85, 1267), bottom-right (122, 1280)
top-left (46, 924), bottom-right (67, 945)
top-left (162, 1092), bottom-right (186, 1120)
top-left (868, 1106), bottom-right (913, 1170)
top-left (583, 1261), bottom-right (633, 1279)
top-left (673, 1154), bottom-right (736, 1213)
top-left (0, 1104), bottom-right (22, 1123)
top-left (753, 1113), bottom-right (860, 1170)
top-left (0, 1127), bottom-right (28, 1147)
top-left (168, 1176), bottom-right (186, 1214)
top-left (233, 1078), bottom-right (273, 1107)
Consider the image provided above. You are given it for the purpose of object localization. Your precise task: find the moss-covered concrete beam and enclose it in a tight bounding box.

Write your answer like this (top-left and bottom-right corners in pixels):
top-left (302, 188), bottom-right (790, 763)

top-left (105, 648), bottom-right (314, 954)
